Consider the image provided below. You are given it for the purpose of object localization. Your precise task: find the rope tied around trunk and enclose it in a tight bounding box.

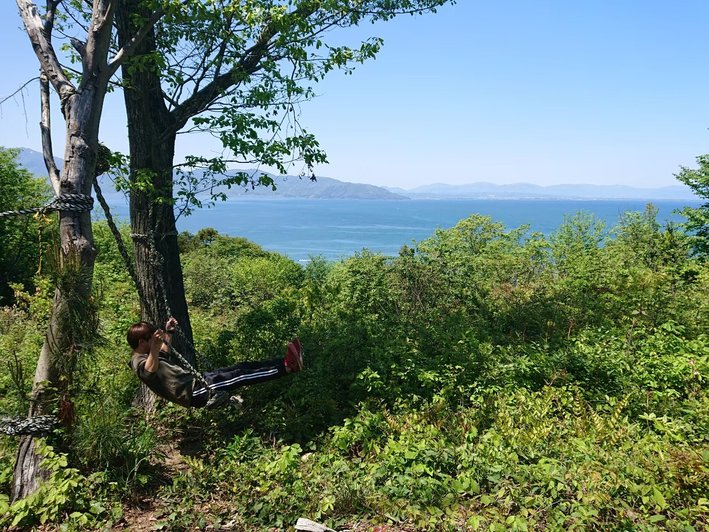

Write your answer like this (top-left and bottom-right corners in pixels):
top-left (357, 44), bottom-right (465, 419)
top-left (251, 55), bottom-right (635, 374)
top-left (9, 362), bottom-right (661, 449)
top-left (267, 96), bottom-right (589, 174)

top-left (0, 193), bottom-right (94, 219)
top-left (0, 415), bottom-right (58, 436)
top-left (0, 192), bottom-right (94, 436)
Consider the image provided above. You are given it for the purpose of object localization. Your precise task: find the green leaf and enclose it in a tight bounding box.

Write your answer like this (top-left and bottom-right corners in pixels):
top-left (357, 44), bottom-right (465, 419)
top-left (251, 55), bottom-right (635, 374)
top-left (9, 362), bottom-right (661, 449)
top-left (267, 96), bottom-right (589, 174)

top-left (652, 487), bottom-right (667, 509)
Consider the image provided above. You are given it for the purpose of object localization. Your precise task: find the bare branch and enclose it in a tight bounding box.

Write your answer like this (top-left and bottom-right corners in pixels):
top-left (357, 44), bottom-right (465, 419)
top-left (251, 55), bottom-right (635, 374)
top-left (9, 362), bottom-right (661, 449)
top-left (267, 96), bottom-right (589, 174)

top-left (70, 37), bottom-right (89, 74)
top-left (92, 0), bottom-right (114, 34)
top-left (80, 0), bottom-right (116, 85)
top-left (16, 0), bottom-right (75, 106)
top-left (42, 1), bottom-right (61, 34)
top-left (0, 77), bottom-right (40, 106)
top-left (70, 37), bottom-right (87, 56)
top-left (39, 73), bottom-right (61, 194)
top-left (58, 2), bottom-right (90, 40)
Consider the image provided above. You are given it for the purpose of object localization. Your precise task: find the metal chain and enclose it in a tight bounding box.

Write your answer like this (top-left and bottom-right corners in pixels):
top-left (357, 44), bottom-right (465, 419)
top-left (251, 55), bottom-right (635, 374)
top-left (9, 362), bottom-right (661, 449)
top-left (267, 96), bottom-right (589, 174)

top-left (0, 193), bottom-right (93, 219)
top-left (142, 219), bottom-right (228, 407)
top-left (163, 339), bottom-right (230, 408)
top-left (94, 193), bottom-right (227, 407)
top-left (146, 223), bottom-right (231, 407)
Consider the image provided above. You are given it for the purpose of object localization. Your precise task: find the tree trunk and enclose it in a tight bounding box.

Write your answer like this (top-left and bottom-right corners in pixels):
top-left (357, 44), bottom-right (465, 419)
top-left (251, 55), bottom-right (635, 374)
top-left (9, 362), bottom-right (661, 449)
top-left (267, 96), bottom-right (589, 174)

top-left (12, 91), bottom-right (101, 500)
top-left (116, 0), bottom-right (194, 347)
top-left (115, 2), bottom-right (195, 410)
top-left (127, 143), bottom-right (193, 348)
top-left (14, 0), bottom-right (169, 501)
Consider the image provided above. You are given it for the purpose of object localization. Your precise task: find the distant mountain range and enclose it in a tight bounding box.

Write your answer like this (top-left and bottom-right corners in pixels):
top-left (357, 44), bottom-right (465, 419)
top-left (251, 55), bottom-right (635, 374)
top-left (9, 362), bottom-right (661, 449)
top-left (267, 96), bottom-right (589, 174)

top-left (16, 148), bottom-right (406, 200)
top-left (17, 148), bottom-right (62, 178)
top-left (388, 182), bottom-right (698, 201)
top-left (16, 147), bottom-right (699, 201)
top-left (224, 173), bottom-right (407, 200)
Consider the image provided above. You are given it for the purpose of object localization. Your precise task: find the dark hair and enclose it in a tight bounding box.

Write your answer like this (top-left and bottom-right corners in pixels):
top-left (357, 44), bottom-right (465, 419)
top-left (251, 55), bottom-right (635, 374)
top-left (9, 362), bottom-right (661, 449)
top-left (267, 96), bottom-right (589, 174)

top-left (126, 321), bottom-right (156, 350)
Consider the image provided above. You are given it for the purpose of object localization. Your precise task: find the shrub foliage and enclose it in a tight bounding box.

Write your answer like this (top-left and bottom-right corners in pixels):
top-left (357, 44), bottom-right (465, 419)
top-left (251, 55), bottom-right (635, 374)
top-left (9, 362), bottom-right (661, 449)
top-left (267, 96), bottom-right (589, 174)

top-left (0, 205), bottom-right (707, 530)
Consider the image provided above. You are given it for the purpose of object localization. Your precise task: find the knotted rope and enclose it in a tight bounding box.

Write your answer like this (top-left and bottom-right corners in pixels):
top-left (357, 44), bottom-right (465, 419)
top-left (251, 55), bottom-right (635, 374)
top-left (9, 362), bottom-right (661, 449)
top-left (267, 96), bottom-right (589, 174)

top-left (0, 193), bottom-right (94, 436)
top-left (0, 193), bottom-right (93, 219)
top-left (0, 415), bottom-right (57, 436)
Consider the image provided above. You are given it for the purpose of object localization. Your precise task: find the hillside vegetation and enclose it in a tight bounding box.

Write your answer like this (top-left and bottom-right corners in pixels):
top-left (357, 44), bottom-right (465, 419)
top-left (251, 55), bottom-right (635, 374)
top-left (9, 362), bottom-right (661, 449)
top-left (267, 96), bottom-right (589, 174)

top-left (1, 201), bottom-right (707, 530)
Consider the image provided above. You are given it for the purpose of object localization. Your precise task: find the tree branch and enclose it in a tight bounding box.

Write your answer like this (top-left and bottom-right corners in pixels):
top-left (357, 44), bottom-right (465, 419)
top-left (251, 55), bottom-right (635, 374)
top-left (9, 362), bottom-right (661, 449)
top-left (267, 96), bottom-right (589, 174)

top-left (170, 3), bottom-right (320, 131)
top-left (107, 2), bottom-right (188, 78)
top-left (42, 0), bottom-right (61, 34)
top-left (39, 73), bottom-right (61, 194)
top-left (0, 77), bottom-right (39, 106)
top-left (16, 0), bottom-right (75, 107)
top-left (81, 0), bottom-right (116, 86)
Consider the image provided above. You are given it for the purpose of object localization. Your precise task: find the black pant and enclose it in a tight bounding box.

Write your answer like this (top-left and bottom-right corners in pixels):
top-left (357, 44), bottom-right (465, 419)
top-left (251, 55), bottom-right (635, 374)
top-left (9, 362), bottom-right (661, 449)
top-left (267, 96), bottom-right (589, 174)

top-left (190, 358), bottom-right (286, 408)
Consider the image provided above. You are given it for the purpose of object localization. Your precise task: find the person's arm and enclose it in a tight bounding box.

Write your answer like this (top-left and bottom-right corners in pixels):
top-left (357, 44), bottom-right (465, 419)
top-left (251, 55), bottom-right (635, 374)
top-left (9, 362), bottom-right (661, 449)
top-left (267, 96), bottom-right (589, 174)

top-left (144, 318), bottom-right (178, 373)
top-left (163, 317), bottom-right (178, 347)
top-left (144, 328), bottom-right (164, 373)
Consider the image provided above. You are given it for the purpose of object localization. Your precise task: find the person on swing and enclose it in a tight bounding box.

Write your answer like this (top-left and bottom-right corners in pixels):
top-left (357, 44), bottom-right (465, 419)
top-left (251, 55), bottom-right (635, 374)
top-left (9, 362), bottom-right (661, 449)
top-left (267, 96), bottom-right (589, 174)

top-left (127, 318), bottom-right (303, 408)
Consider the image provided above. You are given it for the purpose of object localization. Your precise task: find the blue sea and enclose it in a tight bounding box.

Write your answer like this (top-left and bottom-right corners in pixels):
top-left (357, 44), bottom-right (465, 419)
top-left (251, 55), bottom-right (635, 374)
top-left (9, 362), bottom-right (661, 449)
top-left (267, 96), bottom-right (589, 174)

top-left (97, 198), bottom-right (701, 263)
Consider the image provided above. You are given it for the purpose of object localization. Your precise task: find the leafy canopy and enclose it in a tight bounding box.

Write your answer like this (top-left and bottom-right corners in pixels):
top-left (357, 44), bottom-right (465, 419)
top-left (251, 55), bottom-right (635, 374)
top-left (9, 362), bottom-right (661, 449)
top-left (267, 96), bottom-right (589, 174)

top-left (675, 154), bottom-right (709, 256)
top-left (106, 0), bottom-right (453, 210)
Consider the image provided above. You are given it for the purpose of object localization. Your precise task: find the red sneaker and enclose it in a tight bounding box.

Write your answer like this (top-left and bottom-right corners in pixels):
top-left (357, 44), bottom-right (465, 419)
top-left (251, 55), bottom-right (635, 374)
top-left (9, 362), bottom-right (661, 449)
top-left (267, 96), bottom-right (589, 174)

top-left (284, 338), bottom-right (304, 373)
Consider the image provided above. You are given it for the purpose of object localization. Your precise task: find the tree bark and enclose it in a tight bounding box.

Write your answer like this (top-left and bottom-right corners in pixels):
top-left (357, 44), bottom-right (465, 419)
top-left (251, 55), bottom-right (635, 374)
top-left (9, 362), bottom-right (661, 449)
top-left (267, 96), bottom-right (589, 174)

top-left (115, 1), bottom-right (194, 348)
top-left (12, 0), bottom-right (121, 501)
top-left (12, 89), bottom-right (102, 500)
top-left (115, 3), bottom-right (195, 414)
top-left (126, 141), bottom-right (194, 349)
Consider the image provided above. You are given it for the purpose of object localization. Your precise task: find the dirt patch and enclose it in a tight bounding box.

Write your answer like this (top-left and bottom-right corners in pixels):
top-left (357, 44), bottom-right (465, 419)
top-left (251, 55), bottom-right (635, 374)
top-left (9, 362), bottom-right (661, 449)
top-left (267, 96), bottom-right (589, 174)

top-left (115, 498), bottom-right (160, 531)
top-left (112, 441), bottom-right (186, 531)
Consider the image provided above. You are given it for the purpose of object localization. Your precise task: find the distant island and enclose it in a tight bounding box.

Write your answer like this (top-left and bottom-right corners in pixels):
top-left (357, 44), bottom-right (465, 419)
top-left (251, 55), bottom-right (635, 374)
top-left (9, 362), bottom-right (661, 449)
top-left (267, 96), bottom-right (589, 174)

top-left (16, 148), bottom-right (406, 201)
top-left (16, 147), bottom-right (699, 201)
top-left (224, 173), bottom-right (408, 200)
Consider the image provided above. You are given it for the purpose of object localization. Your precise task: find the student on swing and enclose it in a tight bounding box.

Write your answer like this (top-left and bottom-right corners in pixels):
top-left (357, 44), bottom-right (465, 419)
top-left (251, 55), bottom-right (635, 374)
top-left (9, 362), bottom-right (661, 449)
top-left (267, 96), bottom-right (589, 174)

top-left (127, 318), bottom-right (303, 408)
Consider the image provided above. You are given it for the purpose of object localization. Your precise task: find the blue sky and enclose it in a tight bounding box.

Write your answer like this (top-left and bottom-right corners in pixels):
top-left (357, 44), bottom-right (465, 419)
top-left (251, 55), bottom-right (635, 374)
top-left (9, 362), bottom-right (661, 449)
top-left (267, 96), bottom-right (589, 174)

top-left (1, 1), bottom-right (709, 188)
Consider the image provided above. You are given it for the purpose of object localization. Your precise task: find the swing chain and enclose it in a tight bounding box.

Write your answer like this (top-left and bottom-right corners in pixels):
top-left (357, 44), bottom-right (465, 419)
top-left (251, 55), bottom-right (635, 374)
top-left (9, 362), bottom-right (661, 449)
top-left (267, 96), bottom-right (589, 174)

top-left (92, 187), bottom-right (228, 407)
top-left (162, 336), bottom-right (230, 409)
top-left (143, 223), bottom-right (228, 407)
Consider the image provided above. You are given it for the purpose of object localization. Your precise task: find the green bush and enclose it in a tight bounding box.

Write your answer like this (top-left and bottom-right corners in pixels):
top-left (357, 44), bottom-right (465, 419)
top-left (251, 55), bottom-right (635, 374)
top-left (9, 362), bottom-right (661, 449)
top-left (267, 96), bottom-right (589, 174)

top-left (1, 207), bottom-right (707, 530)
top-left (0, 147), bottom-right (52, 305)
top-left (0, 442), bottom-right (122, 530)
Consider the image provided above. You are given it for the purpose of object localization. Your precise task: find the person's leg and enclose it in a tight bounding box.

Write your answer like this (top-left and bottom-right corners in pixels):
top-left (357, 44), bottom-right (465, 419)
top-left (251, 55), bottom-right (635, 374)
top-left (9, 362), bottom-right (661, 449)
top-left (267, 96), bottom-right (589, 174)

top-left (191, 340), bottom-right (303, 407)
top-left (284, 338), bottom-right (304, 372)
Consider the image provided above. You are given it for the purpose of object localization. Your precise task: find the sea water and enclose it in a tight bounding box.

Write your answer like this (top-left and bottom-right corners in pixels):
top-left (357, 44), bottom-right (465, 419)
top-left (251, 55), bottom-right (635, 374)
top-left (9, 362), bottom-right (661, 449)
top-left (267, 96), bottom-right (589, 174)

top-left (97, 198), bottom-right (701, 263)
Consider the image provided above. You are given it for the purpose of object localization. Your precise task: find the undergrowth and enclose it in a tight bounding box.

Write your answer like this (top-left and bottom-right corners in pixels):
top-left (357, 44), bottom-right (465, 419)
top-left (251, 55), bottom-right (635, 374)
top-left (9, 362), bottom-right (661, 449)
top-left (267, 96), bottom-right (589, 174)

top-left (1, 210), bottom-right (708, 530)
